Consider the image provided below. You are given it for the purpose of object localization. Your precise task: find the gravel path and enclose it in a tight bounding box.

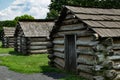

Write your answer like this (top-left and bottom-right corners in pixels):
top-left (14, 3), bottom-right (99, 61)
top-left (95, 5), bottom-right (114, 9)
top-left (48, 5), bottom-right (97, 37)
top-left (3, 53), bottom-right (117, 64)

top-left (0, 66), bottom-right (66, 80)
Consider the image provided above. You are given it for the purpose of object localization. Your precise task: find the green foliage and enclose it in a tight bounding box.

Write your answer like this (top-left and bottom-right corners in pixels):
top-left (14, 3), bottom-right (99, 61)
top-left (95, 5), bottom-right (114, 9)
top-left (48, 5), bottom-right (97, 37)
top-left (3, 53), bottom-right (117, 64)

top-left (47, 0), bottom-right (120, 19)
top-left (46, 9), bottom-right (59, 19)
top-left (14, 14), bottom-right (34, 22)
top-left (0, 20), bottom-right (17, 31)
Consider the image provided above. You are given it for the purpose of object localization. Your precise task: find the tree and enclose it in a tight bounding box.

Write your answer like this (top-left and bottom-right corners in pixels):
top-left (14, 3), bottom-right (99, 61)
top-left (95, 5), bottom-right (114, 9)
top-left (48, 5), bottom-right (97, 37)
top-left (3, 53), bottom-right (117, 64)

top-left (14, 14), bottom-right (34, 22)
top-left (46, 0), bottom-right (120, 19)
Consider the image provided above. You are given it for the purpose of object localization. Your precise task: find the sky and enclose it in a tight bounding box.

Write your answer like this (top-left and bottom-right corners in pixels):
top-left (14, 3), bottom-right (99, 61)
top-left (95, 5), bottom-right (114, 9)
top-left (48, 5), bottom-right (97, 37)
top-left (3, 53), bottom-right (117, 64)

top-left (0, 0), bottom-right (51, 21)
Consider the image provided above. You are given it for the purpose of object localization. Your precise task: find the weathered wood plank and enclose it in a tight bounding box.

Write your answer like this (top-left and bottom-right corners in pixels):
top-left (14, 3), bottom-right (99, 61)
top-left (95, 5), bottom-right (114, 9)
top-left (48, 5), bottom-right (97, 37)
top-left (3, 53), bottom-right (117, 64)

top-left (62, 19), bottom-right (79, 25)
top-left (77, 55), bottom-right (96, 65)
top-left (77, 64), bottom-right (93, 73)
top-left (28, 50), bottom-right (48, 54)
top-left (77, 49), bottom-right (94, 55)
top-left (77, 36), bottom-right (94, 42)
top-left (30, 42), bottom-right (50, 46)
top-left (57, 30), bottom-right (94, 37)
top-left (28, 38), bottom-right (47, 42)
top-left (53, 40), bottom-right (64, 45)
top-left (54, 52), bottom-right (64, 58)
top-left (54, 58), bottom-right (65, 68)
top-left (79, 72), bottom-right (93, 80)
top-left (29, 46), bottom-right (47, 50)
top-left (53, 48), bottom-right (64, 53)
top-left (77, 40), bottom-right (99, 46)
top-left (65, 14), bottom-right (75, 19)
top-left (108, 56), bottom-right (120, 60)
top-left (60, 23), bottom-right (86, 31)
top-left (54, 63), bottom-right (64, 70)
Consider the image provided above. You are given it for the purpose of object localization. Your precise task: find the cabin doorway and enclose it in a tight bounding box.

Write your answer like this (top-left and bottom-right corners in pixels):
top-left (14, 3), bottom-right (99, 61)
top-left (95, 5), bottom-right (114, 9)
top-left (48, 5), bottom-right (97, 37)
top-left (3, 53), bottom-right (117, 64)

top-left (65, 35), bottom-right (76, 72)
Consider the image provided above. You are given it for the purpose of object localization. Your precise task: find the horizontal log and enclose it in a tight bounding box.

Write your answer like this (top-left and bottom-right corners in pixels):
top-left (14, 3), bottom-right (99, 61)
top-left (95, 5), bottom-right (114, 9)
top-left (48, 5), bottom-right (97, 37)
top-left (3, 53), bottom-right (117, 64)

top-left (54, 63), bottom-right (64, 70)
top-left (28, 50), bottom-right (48, 54)
top-left (62, 19), bottom-right (79, 25)
top-left (29, 42), bottom-right (50, 46)
top-left (113, 65), bottom-right (120, 70)
top-left (104, 70), bottom-right (117, 80)
top-left (54, 58), bottom-right (65, 68)
top-left (29, 46), bottom-right (47, 50)
top-left (54, 38), bottom-right (64, 41)
top-left (77, 64), bottom-right (93, 73)
top-left (77, 49), bottom-right (94, 55)
top-left (113, 51), bottom-right (120, 55)
top-left (28, 38), bottom-right (47, 42)
top-left (77, 56), bottom-right (96, 65)
top-left (54, 44), bottom-right (64, 48)
top-left (108, 56), bottom-right (120, 60)
top-left (93, 76), bottom-right (104, 80)
top-left (77, 36), bottom-right (94, 42)
top-left (65, 14), bottom-right (75, 19)
top-left (77, 40), bottom-right (99, 47)
top-left (54, 52), bottom-right (64, 58)
top-left (53, 40), bottom-right (64, 45)
top-left (53, 48), bottom-right (64, 53)
top-left (57, 30), bottom-right (94, 37)
top-left (60, 23), bottom-right (86, 31)
top-left (79, 72), bottom-right (93, 80)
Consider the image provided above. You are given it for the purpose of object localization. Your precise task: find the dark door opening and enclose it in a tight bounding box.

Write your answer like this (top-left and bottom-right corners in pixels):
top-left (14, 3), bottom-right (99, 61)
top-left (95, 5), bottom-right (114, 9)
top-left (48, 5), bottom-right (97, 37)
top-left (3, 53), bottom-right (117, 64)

top-left (65, 35), bottom-right (76, 72)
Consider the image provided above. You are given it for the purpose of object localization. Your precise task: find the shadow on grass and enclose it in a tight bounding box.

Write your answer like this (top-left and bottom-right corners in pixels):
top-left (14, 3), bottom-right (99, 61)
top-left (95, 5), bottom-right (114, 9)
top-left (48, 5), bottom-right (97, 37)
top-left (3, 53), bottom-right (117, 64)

top-left (40, 66), bottom-right (67, 79)
top-left (9, 51), bottom-right (25, 56)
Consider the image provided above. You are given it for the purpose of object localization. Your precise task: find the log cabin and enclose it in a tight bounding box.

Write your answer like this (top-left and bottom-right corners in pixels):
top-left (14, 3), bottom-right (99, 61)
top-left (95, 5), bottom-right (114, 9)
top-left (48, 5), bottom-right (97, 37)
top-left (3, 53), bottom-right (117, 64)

top-left (14, 19), bottom-right (54, 54)
top-left (48, 6), bottom-right (120, 80)
top-left (1, 27), bottom-right (15, 48)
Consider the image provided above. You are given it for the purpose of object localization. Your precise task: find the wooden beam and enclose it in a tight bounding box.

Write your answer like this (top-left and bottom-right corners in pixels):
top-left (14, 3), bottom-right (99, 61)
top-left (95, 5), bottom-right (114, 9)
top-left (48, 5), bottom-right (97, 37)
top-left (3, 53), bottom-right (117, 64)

top-left (108, 56), bottom-right (120, 60)
top-left (54, 58), bottom-right (65, 68)
top-left (77, 56), bottom-right (96, 65)
top-left (60, 23), bottom-right (86, 31)
top-left (77, 40), bottom-right (99, 47)
top-left (53, 48), bottom-right (64, 53)
top-left (29, 46), bottom-right (47, 50)
top-left (77, 64), bottom-right (93, 73)
top-left (28, 50), bottom-right (48, 54)
top-left (54, 52), bottom-right (64, 59)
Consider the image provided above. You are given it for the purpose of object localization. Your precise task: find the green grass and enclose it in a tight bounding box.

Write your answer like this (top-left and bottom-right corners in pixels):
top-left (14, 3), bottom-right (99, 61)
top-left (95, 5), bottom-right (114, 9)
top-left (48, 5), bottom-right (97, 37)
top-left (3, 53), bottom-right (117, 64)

top-left (0, 54), bottom-right (60, 73)
top-left (0, 42), bottom-right (14, 54)
top-left (0, 41), bottom-right (87, 80)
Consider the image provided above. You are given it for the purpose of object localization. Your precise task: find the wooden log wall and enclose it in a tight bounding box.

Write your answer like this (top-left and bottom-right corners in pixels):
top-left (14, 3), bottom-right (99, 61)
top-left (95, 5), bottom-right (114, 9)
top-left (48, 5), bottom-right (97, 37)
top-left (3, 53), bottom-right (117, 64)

top-left (49, 12), bottom-right (99, 80)
top-left (2, 37), bottom-right (8, 47)
top-left (23, 37), bottom-right (51, 54)
top-left (14, 26), bottom-right (23, 52)
top-left (49, 12), bottom-right (120, 80)
top-left (112, 38), bottom-right (120, 79)
top-left (2, 37), bottom-right (15, 48)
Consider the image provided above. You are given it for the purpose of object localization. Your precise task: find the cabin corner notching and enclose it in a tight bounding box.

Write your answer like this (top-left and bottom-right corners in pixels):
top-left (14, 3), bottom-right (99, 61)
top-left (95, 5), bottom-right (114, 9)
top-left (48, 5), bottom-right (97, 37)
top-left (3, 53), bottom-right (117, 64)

top-left (48, 6), bottom-right (120, 80)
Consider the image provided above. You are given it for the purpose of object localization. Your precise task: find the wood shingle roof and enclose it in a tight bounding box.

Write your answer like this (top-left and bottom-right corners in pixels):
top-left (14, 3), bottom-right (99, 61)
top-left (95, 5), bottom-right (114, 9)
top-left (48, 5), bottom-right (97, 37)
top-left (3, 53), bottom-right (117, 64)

top-left (19, 20), bottom-right (54, 37)
top-left (3, 27), bottom-right (15, 37)
top-left (65, 6), bottom-right (120, 37)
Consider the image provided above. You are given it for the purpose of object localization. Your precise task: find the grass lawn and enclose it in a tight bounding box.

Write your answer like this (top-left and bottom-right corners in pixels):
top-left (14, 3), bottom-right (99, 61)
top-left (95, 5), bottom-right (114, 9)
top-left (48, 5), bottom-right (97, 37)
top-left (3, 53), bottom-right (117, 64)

top-left (0, 42), bottom-right (14, 54)
top-left (0, 54), bottom-right (60, 73)
top-left (0, 54), bottom-right (86, 80)
top-left (0, 41), bottom-right (87, 80)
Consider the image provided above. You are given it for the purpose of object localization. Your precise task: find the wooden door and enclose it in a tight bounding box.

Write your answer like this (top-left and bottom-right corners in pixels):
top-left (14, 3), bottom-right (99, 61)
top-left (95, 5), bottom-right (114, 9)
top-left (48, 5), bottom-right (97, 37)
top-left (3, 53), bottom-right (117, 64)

top-left (65, 35), bottom-right (76, 72)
